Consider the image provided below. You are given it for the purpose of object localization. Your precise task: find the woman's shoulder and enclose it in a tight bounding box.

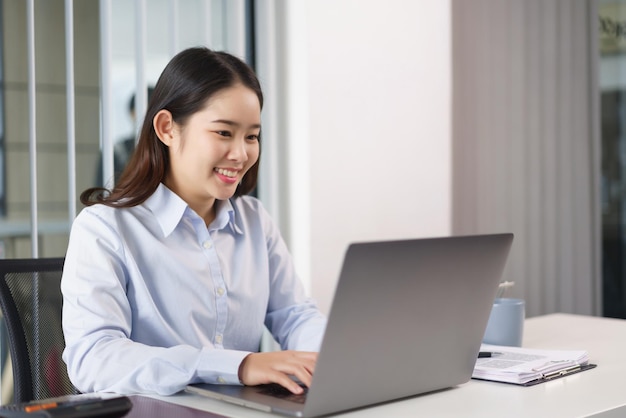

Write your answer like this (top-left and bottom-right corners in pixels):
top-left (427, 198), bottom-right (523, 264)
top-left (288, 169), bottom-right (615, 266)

top-left (76, 202), bottom-right (116, 220)
top-left (229, 195), bottom-right (274, 228)
top-left (231, 194), bottom-right (264, 212)
top-left (74, 202), bottom-right (146, 227)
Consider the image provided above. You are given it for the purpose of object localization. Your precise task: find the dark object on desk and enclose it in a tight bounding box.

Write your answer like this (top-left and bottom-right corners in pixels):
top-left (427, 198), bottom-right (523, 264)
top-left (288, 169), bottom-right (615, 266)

top-left (125, 396), bottom-right (227, 418)
top-left (0, 395), bottom-right (132, 417)
top-left (0, 258), bottom-right (79, 403)
top-left (478, 351), bottom-right (502, 358)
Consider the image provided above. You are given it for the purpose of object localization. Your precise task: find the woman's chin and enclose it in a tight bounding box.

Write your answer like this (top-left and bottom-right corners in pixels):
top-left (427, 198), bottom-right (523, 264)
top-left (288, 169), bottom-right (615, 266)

top-left (213, 187), bottom-right (238, 201)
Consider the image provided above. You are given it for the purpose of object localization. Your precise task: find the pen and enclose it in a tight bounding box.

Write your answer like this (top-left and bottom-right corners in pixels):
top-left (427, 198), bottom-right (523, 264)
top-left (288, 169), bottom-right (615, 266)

top-left (23, 397), bottom-right (106, 413)
top-left (25, 402), bottom-right (58, 413)
top-left (478, 351), bottom-right (502, 358)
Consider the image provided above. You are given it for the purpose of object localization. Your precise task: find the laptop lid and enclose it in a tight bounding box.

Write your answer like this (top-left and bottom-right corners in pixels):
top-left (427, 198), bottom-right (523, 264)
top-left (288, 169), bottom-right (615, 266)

top-left (187, 233), bottom-right (514, 417)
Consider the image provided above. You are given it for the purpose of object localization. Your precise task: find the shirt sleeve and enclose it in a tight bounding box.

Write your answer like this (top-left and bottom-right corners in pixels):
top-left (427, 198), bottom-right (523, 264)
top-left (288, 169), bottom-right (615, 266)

top-left (255, 201), bottom-right (327, 351)
top-left (61, 209), bottom-right (250, 395)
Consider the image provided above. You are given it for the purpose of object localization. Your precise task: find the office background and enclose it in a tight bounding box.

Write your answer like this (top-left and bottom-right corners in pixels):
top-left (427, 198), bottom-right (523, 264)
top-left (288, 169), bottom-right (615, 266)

top-left (0, 0), bottom-right (623, 323)
top-left (266, 0), bottom-right (604, 319)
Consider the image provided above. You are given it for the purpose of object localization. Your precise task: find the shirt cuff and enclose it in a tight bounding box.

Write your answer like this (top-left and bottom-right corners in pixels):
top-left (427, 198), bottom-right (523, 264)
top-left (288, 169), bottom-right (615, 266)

top-left (196, 348), bottom-right (252, 385)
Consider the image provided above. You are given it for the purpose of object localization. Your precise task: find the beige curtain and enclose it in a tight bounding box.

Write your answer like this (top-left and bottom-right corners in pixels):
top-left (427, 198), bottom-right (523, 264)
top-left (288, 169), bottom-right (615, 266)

top-left (451, 0), bottom-right (601, 317)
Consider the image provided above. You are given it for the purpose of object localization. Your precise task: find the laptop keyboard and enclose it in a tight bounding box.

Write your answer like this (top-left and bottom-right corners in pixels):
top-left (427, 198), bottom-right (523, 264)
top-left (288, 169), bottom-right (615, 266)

top-left (256, 383), bottom-right (308, 404)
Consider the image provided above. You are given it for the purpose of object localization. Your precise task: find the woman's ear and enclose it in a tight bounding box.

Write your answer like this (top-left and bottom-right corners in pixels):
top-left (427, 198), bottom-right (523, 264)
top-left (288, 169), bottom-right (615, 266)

top-left (153, 109), bottom-right (175, 146)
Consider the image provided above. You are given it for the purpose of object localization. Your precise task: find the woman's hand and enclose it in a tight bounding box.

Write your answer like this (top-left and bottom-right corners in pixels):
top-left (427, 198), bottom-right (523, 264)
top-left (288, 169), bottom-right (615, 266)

top-left (238, 350), bottom-right (318, 394)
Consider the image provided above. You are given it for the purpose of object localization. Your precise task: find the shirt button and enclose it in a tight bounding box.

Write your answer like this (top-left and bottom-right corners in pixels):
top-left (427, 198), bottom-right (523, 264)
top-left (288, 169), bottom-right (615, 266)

top-left (203, 241), bottom-right (212, 249)
top-left (217, 376), bottom-right (226, 384)
top-left (217, 287), bottom-right (225, 296)
top-left (215, 334), bottom-right (223, 344)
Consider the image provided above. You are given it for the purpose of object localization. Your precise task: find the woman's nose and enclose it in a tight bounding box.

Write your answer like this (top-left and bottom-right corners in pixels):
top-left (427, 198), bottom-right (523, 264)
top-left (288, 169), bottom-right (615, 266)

top-left (228, 138), bottom-right (248, 162)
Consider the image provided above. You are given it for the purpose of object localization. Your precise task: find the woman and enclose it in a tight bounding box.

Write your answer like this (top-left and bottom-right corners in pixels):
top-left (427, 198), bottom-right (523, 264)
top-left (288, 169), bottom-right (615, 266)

top-left (61, 47), bottom-right (326, 396)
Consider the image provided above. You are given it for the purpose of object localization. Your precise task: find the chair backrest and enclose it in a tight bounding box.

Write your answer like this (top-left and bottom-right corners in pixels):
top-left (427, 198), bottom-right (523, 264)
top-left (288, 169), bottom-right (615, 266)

top-left (0, 258), bottom-right (78, 403)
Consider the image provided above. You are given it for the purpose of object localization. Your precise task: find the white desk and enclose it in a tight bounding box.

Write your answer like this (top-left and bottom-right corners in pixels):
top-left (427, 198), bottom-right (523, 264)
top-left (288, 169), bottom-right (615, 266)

top-left (151, 314), bottom-right (626, 417)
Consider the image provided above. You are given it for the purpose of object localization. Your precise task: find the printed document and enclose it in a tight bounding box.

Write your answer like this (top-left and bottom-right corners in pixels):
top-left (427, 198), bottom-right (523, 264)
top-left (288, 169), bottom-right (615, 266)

top-left (472, 344), bottom-right (590, 385)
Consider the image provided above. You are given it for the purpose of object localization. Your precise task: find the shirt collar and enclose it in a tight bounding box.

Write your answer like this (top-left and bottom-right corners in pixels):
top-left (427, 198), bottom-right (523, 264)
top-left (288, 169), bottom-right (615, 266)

top-left (144, 183), bottom-right (187, 237)
top-left (145, 183), bottom-right (243, 236)
top-left (211, 199), bottom-right (244, 235)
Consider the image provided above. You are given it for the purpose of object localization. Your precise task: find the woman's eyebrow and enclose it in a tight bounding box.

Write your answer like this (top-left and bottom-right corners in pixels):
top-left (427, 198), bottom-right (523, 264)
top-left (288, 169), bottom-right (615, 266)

top-left (211, 119), bottom-right (261, 129)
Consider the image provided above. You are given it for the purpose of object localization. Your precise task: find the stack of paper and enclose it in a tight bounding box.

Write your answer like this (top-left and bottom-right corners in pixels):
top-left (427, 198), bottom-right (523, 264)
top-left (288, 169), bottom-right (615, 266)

top-left (472, 344), bottom-right (592, 385)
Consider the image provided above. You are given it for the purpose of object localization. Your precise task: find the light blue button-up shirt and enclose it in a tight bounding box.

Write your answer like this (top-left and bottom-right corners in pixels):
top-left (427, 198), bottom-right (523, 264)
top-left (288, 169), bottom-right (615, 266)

top-left (61, 183), bottom-right (326, 395)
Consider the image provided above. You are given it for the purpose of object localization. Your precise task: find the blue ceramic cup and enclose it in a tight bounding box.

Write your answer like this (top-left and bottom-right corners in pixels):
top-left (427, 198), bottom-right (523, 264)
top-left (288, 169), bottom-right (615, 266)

top-left (482, 298), bottom-right (525, 347)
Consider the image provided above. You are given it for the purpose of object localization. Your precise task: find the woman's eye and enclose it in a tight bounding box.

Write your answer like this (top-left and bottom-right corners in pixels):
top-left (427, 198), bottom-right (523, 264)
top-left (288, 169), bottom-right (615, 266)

top-left (216, 131), bottom-right (231, 137)
top-left (247, 134), bottom-right (259, 141)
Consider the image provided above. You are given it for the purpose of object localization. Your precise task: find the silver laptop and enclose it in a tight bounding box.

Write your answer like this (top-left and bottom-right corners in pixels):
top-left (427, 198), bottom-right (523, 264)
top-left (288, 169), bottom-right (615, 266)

top-left (186, 233), bottom-right (514, 417)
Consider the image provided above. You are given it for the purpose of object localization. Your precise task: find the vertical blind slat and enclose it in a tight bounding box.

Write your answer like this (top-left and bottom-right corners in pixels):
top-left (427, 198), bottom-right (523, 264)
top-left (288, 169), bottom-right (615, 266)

top-left (27, 0), bottom-right (38, 257)
top-left (99, 0), bottom-right (114, 188)
top-left (65, 0), bottom-right (77, 221)
top-left (135, 0), bottom-right (148, 135)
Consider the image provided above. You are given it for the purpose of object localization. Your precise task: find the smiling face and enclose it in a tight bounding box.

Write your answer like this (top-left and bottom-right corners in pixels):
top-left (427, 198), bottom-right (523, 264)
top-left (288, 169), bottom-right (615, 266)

top-left (154, 83), bottom-right (261, 221)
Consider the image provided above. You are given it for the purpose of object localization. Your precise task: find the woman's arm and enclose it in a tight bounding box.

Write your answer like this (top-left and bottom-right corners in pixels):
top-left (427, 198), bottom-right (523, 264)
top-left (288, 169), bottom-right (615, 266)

top-left (249, 199), bottom-right (327, 351)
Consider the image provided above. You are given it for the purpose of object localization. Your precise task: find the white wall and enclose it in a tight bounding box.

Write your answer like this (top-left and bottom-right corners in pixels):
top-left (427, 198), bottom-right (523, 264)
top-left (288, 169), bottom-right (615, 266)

top-left (283, 1), bottom-right (452, 313)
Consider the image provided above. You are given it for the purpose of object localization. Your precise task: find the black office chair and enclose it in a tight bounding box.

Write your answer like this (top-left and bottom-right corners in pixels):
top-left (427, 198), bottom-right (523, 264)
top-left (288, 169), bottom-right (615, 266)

top-left (0, 258), bottom-right (78, 403)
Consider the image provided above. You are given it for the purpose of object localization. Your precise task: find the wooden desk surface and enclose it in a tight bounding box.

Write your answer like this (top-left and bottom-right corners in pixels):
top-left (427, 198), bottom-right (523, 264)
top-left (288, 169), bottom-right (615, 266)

top-left (146, 314), bottom-right (626, 417)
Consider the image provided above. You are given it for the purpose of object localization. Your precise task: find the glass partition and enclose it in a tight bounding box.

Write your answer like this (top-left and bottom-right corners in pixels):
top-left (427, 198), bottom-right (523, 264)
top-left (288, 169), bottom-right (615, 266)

top-left (599, 0), bottom-right (626, 318)
top-left (0, 0), bottom-right (251, 260)
top-left (0, 0), bottom-right (253, 404)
